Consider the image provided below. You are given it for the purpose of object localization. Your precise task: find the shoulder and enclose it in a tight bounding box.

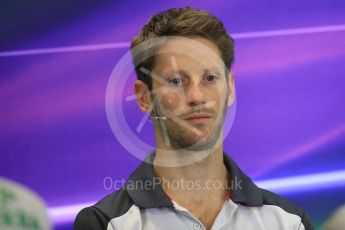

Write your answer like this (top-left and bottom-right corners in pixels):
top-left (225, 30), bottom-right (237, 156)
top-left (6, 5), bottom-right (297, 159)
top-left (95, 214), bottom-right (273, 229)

top-left (73, 188), bottom-right (134, 230)
top-left (259, 188), bottom-right (314, 230)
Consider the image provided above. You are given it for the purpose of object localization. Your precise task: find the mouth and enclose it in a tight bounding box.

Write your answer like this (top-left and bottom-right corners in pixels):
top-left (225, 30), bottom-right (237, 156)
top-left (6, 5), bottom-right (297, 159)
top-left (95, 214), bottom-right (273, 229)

top-left (184, 115), bottom-right (212, 125)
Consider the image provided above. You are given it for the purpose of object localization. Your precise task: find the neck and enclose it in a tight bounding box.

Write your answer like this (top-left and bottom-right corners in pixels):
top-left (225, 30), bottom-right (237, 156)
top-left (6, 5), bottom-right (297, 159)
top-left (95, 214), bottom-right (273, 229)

top-left (153, 132), bottom-right (230, 230)
top-left (153, 132), bottom-right (229, 202)
top-left (153, 143), bottom-right (226, 182)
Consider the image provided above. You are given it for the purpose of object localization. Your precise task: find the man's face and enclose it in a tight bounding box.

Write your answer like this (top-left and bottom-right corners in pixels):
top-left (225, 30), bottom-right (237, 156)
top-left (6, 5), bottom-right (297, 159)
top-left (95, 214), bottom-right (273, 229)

top-left (140, 36), bottom-right (234, 151)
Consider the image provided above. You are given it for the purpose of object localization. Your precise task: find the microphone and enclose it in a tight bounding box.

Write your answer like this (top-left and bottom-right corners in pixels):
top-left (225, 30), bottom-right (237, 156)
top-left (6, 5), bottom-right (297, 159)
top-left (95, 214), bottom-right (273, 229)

top-left (150, 106), bottom-right (167, 120)
top-left (150, 115), bottom-right (167, 120)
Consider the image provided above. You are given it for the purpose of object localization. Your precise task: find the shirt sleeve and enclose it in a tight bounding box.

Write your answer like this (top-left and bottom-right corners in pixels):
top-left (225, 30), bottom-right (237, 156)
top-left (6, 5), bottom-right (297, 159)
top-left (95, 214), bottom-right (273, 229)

top-left (74, 207), bottom-right (110, 230)
top-left (299, 211), bottom-right (315, 230)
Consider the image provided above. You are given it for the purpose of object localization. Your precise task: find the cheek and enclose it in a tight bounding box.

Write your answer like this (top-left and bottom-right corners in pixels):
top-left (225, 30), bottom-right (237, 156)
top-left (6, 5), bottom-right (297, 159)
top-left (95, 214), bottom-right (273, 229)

top-left (203, 87), bottom-right (227, 115)
top-left (216, 83), bottom-right (228, 103)
top-left (159, 92), bottom-right (183, 113)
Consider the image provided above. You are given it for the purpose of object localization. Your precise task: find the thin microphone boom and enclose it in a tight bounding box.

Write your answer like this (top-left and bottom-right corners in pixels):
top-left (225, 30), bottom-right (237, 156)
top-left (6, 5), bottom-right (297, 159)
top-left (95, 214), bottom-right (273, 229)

top-left (150, 99), bottom-right (167, 120)
top-left (150, 115), bottom-right (167, 120)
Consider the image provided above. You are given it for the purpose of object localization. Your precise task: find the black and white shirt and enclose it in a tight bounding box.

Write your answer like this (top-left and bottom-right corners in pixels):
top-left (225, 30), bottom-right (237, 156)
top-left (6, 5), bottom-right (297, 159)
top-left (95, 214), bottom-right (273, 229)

top-left (74, 151), bottom-right (314, 230)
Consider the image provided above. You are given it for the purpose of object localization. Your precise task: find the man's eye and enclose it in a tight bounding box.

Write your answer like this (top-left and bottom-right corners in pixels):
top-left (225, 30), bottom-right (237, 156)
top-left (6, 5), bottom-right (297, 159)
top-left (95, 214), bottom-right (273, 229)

top-left (204, 74), bottom-right (217, 82)
top-left (169, 78), bottom-right (183, 86)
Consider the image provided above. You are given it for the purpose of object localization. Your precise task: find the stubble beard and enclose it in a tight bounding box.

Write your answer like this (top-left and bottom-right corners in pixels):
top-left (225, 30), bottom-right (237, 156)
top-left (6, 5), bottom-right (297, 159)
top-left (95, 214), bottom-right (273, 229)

top-left (154, 95), bottom-right (229, 152)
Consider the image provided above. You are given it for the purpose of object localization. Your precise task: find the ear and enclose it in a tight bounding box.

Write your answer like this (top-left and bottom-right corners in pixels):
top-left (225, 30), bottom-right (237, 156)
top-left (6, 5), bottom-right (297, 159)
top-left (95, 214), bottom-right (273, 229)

top-left (227, 72), bottom-right (235, 106)
top-left (134, 80), bottom-right (153, 112)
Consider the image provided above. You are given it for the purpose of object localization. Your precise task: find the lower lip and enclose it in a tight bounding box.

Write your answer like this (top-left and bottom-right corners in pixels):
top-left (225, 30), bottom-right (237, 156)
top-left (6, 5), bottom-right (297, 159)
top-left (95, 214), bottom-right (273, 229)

top-left (185, 117), bottom-right (211, 124)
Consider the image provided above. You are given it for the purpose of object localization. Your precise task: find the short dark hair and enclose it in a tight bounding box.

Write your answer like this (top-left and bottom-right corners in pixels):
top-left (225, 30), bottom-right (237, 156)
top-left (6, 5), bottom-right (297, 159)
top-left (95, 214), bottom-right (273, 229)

top-left (131, 7), bottom-right (235, 91)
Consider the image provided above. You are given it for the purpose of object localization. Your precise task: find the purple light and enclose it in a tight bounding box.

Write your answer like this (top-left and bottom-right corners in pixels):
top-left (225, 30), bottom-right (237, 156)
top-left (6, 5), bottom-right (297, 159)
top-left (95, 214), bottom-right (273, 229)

top-left (48, 201), bottom-right (96, 225)
top-left (48, 169), bottom-right (345, 225)
top-left (1, 24), bottom-right (345, 57)
top-left (232, 24), bottom-right (345, 39)
top-left (255, 169), bottom-right (345, 194)
top-left (253, 122), bottom-right (345, 178)
top-left (0, 42), bottom-right (130, 57)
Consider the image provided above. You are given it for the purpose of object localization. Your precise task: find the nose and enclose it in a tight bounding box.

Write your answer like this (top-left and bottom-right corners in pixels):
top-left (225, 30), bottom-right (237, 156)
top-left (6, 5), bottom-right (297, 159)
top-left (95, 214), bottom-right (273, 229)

top-left (186, 80), bottom-right (206, 107)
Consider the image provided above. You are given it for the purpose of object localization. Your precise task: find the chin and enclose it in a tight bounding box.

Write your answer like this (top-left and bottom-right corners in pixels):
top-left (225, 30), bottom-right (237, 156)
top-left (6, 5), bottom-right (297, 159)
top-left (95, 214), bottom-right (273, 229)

top-left (185, 135), bottom-right (218, 151)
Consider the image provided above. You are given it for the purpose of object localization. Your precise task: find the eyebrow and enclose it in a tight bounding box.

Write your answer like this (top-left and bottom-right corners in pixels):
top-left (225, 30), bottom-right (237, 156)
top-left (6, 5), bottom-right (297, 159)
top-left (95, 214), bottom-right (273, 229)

top-left (163, 67), bottom-right (223, 78)
top-left (203, 66), bottom-right (224, 74)
top-left (162, 69), bottom-right (189, 78)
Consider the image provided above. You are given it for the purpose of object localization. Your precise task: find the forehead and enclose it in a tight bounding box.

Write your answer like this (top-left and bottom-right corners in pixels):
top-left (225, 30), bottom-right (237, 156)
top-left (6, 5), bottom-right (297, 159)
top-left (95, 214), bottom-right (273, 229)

top-left (152, 36), bottom-right (224, 74)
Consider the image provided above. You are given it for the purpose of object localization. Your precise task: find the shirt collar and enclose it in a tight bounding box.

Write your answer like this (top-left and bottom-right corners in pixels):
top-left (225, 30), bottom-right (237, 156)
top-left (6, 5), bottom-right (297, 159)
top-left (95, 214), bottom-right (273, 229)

top-left (126, 150), bottom-right (263, 208)
top-left (223, 153), bottom-right (263, 206)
